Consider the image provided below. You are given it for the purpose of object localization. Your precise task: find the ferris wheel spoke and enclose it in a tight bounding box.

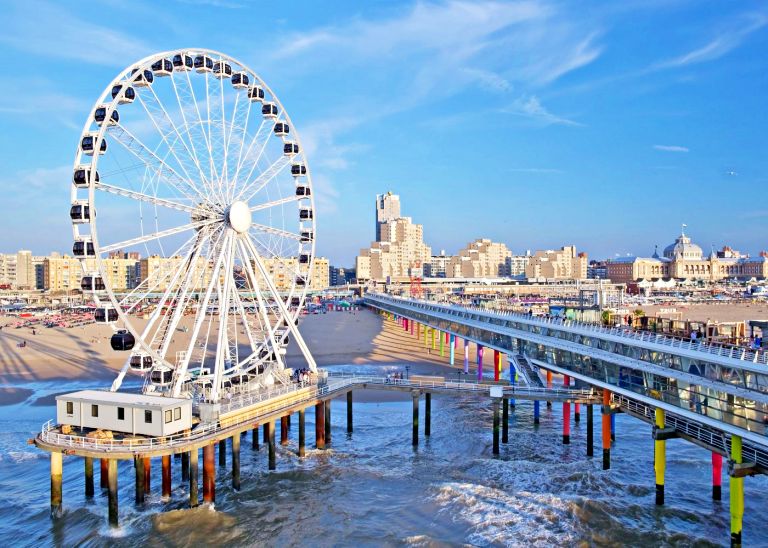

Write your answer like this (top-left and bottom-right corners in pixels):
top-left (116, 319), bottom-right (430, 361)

top-left (96, 182), bottom-right (197, 213)
top-left (232, 119), bottom-right (268, 191)
top-left (168, 72), bottom-right (213, 188)
top-left (238, 157), bottom-right (292, 203)
top-left (134, 87), bottom-right (210, 202)
top-left (205, 72), bottom-right (227, 203)
top-left (249, 194), bottom-right (302, 213)
top-left (211, 231), bottom-right (237, 402)
top-left (237, 237), bottom-right (284, 362)
top-left (107, 124), bottom-right (206, 204)
top-left (100, 218), bottom-right (216, 254)
top-left (242, 234), bottom-right (316, 372)
top-left (229, 92), bottom-right (254, 203)
top-left (118, 229), bottom-right (203, 310)
top-left (171, 228), bottom-right (229, 396)
top-left (250, 222), bottom-right (302, 241)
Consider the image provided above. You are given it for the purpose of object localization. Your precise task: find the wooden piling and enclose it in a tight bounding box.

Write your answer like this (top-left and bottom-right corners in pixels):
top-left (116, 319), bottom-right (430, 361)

top-left (347, 391), bottom-right (353, 434)
top-left (107, 459), bottom-right (118, 528)
top-left (298, 408), bottom-right (306, 457)
top-left (189, 448), bottom-right (199, 508)
top-left (162, 455), bottom-right (172, 500)
top-left (232, 434), bottom-right (241, 491)
top-left (84, 456), bottom-right (94, 498)
top-left (50, 452), bottom-right (62, 518)
top-left (203, 444), bottom-right (215, 504)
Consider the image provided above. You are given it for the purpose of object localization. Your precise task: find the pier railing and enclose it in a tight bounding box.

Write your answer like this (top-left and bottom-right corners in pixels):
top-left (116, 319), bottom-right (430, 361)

top-left (38, 374), bottom-right (595, 454)
top-left (366, 293), bottom-right (768, 366)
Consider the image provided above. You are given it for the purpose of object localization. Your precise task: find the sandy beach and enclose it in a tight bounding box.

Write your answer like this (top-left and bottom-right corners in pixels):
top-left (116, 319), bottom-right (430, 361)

top-left (0, 308), bottom-right (483, 404)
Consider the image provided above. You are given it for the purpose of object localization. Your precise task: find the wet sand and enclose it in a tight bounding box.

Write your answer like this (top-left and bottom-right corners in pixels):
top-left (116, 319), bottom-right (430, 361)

top-left (0, 387), bottom-right (33, 406)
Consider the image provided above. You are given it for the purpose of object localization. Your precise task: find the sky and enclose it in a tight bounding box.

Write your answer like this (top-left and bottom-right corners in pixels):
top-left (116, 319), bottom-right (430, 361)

top-left (0, 0), bottom-right (766, 265)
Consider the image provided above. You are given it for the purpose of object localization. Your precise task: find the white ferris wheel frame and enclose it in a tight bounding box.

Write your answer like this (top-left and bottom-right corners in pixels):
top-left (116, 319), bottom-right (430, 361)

top-left (70, 48), bottom-right (318, 402)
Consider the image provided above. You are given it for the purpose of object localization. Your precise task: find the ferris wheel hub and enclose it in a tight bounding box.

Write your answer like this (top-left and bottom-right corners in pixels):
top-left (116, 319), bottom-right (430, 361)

top-left (227, 200), bottom-right (252, 233)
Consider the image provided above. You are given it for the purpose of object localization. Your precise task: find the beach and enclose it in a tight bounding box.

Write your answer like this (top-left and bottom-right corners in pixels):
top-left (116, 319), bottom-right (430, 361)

top-left (0, 308), bottom-right (482, 404)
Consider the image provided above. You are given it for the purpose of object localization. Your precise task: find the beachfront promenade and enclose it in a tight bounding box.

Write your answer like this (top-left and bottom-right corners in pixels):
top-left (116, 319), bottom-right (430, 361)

top-left (363, 293), bottom-right (768, 547)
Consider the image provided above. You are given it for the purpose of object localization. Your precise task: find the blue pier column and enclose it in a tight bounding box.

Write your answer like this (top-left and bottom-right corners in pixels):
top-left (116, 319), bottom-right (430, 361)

top-left (449, 334), bottom-right (456, 366)
top-left (533, 400), bottom-right (540, 425)
top-left (610, 413), bottom-right (616, 442)
top-left (508, 356), bottom-right (516, 408)
top-left (463, 339), bottom-right (469, 374)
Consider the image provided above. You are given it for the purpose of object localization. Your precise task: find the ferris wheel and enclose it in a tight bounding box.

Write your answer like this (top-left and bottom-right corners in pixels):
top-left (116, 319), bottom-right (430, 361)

top-left (70, 48), bottom-right (317, 403)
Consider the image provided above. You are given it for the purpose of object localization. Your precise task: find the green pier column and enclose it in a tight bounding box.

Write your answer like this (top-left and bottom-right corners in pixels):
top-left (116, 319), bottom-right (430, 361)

top-left (84, 457), bottom-right (94, 498)
top-left (135, 456), bottom-right (145, 504)
top-left (492, 398), bottom-right (501, 455)
top-left (298, 408), bottom-right (306, 457)
top-left (347, 391), bottom-right (353, 434)
top-left (730, 435), bottom-right (744, 547)
top-left (107, 459), bottom-right (118, 528)
top-left (189, 448), bottom-right (199, 508)
top-left (232, 434), bottom-right (241, 491)
top-left (50, 452), bottom-right (63, 518)
top-left (412, 391), bottom-right (419, 446)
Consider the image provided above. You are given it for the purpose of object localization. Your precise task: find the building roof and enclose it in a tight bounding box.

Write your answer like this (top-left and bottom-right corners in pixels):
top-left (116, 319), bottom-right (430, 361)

top-left (663, 232), bottom-right (703, 259)
top-left (56, 390), bottom-right (189, 408)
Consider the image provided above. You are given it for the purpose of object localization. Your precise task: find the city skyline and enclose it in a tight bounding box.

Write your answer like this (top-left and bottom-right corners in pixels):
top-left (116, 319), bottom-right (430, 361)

top-left (1, 1), bottom-right (766, 264)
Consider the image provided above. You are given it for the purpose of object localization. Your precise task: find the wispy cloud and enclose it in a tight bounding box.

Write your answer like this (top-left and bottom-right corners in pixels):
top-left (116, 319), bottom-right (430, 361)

top-left (653, 144), bottom-right (689, 152)
top-left (502, 95), bottom-right (583, 126)
top-left (0, 1), bottom-right (153, 66)
top-left (654, 11), bottom-right (768, 69)
top-left (175, 0), bottom-right (246, 7)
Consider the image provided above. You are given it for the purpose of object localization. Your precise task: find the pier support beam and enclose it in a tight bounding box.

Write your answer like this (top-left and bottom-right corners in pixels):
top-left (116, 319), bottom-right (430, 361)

top-left (162, 455), bottom-right (172, 500)
top-left (268, 420), bottom-right (276, 471)
top-left (730, 435), bottom-right (744, 547)
top-left (586, 404), bottom-right (594, 457)
top-left (712, 452), bottom-right (723, 501)
top-left (611, 413), bottom-right (616, 441)
top-left (654, 408), bottom-right (666, 505)
top-left (232, 434), bottom-right (241, 491)
top-left (534, 400), bottom-right (540, 425)
top-left (502, 398), bottom-right (509, 443)
top-left (477, 345), bottom-right (484, 380)
top-left (219, 439), bottom-right (226, 467)
top-left (463, 339), bottom-right (469, 374)
top-left (492, 398), bottom-right (500, 455)
top-left (203, 444), bottom-right (215, 504)
top-left (252, 425), bottom-right (260, 450)
top-left (347, 391), bottom-right (353, 434)
top-left (189, 449), bottom-right (198, 507)
top-left (412, 391), bottom-right (419, 446)
top-left (325, 400), bottom-right (332, 445)
top-left (135, 456), bottom-right (145, 504)
top-left (315, 401), bottom-right (326, 450)
top-left (449, 334), bottom-right (455, 365)
top-left (84, 457), bottom-right (94, 498)
top-left (281, 416), bottom-right (289, 446)
top-left (143, 457), bottom-right (151, 494)
top-left (425, 392), bottom-right (431, 437)
top-left (298, 409), bottom-right (306, 457)
top-left (440, 331), bottom-right (444, 357)
top-left (575, 402), bottom-right (581, 423)
top-left (100, 458), bottom-right (108, 489)
top-left (181, 451), bottom-right (190, 483)
top-left (107, 459), bottom-right (118, 528)
top-left (50, 452), bottom-right (62, 518)
top-left (602, 389), bottom-right (611, 470)
top-left (509, 359), bottom-right (516, 408)
top-left (546, 371), bottom-right (553, 408)
top-left (493, 350), bottom-right (500, 382)
top-left (563, 375), bottom-right (571, 444)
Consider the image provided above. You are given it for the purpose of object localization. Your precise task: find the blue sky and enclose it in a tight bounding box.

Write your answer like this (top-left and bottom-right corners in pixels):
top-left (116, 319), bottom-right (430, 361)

top-left (1, 0), bottom-right (766, 265)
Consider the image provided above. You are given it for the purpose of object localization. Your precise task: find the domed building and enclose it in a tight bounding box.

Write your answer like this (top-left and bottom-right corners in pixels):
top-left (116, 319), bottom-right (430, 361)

top-left (606, 227), bottom-right (768, 284)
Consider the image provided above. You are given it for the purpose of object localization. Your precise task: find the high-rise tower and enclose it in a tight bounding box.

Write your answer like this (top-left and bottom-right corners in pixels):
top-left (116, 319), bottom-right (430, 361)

top-left (375, 192), bottom-right (401, 241)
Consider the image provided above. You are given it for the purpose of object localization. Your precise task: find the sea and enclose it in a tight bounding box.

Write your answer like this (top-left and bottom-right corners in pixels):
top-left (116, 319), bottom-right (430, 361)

top-left (1, 364), bottom-right (767, 547)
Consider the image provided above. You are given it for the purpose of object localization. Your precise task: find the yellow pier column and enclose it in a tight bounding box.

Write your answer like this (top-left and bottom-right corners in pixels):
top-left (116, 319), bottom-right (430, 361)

top-left (50, 452), bottom-right (63, 517)
top-left (654, 408), bottom-right (665, 505)
top-left (730, 435), bottom-right (744, 548)
top-left (431, 328), bottom-right (436, 350)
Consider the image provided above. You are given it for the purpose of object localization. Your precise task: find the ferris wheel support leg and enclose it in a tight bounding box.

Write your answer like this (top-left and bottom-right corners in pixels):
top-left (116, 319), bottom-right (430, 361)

top-left (245, 237), bottom-right (317, 372)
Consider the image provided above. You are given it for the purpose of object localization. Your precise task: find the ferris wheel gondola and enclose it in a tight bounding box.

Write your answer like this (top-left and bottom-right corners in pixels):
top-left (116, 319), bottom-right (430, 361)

top-left (70, 49), bottom-right (318, 403)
